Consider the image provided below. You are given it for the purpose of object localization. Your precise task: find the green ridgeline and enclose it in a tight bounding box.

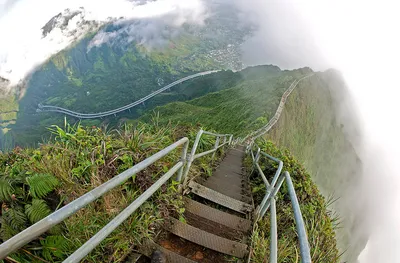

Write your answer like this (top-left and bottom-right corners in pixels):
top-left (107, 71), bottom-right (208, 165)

top-left (0, 95), bottom-right (18, 152)
top-left (265, 70), bottom-right (365, 262)
top-left (140, 65), bottom-right (313, 136)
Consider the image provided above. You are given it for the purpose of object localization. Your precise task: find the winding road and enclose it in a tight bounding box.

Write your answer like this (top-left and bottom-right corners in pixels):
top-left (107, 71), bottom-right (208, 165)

top-left (37, 70), bottom-right (220, 119)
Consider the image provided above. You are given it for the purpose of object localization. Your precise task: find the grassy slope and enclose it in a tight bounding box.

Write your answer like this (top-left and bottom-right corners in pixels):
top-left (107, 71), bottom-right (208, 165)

top-left (265, 70), bottom-right (364, 262)
top-left (0, 120), bottom-right (225, 262)
top-left (248, 139), bottom-right (339, 262)
top-left (0, 95), bottom-right (18, 151)
top-left (140, 66), bottom-right (313, 135)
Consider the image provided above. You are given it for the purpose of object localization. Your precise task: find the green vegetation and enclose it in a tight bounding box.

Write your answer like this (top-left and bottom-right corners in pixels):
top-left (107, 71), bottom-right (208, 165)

top-left (264, 70), bottom-right (364, 261)
top-left (247, 139), bottom-right (339, 262)
top-left (0, 95), bottom-right (18, 152)
top-left (0, 119), bottom-right (225, 262)
top-left (0, 96), bottom-right (18, 114)
top-left (141, 66), bottom-right (313, 135)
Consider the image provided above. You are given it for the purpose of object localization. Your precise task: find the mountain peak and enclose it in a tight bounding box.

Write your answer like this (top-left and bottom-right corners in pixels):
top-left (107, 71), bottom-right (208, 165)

top-left (41, 8), bottom-right (103, 39)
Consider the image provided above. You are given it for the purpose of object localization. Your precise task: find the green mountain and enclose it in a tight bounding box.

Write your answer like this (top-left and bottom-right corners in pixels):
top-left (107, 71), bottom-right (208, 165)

top-left (265, 70), bottom-right (365, 262)
top-left (140, 65), bottom-right (313, 135)
top-left (3, 3), bottom-right (250, 149)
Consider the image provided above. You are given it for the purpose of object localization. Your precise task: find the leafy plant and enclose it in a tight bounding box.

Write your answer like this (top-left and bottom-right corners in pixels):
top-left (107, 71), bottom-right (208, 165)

top-left (26, 173), bottom-right (59, 199)
top-left (0, 178), bottom-right (14, 201)
top-left (40, 235), bottom-right (69, 261)
top-left (2, 206), bottom-right (28, 232)
top-left (25, 199), bottom-right (51, 224)
top-left (0, 217), bottom-right (18, 241)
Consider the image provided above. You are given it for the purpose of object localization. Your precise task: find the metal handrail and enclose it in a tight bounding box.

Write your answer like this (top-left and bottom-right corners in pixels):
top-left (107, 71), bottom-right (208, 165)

top-left (37, 71), bottom-right (220, 119)
top-left (180, 129), bottom-right (233, 184)
top-left (243, 74), bottom-right (313, 143)
top-left (248, 143), bottom-right (311, 263)
top-left (0, 137), bottom-right (190, 260)
top-left (0, 128), bottom-right (233, 261)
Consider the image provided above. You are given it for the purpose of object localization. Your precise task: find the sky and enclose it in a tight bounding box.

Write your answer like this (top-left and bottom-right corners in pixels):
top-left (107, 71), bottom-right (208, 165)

top-left (1, 0), bottom-right (400, 262)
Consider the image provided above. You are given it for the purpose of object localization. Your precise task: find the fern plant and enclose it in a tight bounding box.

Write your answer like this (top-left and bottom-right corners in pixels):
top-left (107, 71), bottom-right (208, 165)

top-left (25, 199), bottom-right (51, 224)
top-left (0, 217), bottom-right (18, 241)
top-left (40, 235), bottom-right (69, 261)
top-left (26, 173), bottom-right (59, 199)
top-left (0, 178), bottom-right (14, 201)
top-left (2, 206), bottom-right (27, 232)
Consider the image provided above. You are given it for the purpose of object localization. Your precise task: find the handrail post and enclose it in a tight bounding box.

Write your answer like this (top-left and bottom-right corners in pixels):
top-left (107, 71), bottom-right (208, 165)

top-left (285, 172), bottom-right (312, 263)
top-left (228, 135), bottom-right (233, 145)
top-left (211, 136), bottom-right (220, 162)
top-left (254, 147), bottom-right (261, 164)
top-left (182, 129), bottom-right (204, 186)
top-left (176, 140), bottom-right (190, 182)
top-left (260, 173), bottom-right (285, 218)
top-left (269, 197), bottom-right (278, 263)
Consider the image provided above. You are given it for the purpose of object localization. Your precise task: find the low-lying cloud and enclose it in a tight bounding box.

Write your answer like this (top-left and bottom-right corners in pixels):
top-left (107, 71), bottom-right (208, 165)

top-left (0, 0), bottom-right (207, 89)
top-left (88, 1), bottom-right (206, 50)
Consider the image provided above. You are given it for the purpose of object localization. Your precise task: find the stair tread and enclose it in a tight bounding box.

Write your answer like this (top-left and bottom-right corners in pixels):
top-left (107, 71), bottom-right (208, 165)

top-left (139, 239), bottom-right (196, 263)
top-left (183, 197), bottom-right (252, 232)
top-left (202, 182), bottom-right (251, 202)
top-left (164, 217), bottom-right (248, 258)
top-left (189, 181), bottom-right (253, 214)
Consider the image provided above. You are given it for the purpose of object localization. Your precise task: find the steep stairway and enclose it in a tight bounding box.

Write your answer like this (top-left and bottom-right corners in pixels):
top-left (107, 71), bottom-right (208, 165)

top-left (139, 146), bottom-right (254, 262)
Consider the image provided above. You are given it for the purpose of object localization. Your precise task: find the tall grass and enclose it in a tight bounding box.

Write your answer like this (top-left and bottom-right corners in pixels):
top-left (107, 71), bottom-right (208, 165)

top-left (247, 139), bottom-right (339, 263)
top-left (0, 117), bottom-right (222, 262)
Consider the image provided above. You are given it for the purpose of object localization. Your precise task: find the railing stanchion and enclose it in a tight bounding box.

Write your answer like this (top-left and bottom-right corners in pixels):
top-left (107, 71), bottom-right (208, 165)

top-left (211, 136), bottom-right (220, 162)
top-left (270, 197), bottom-right (278, 263)
top-left (182, 129), bottom-right (204, 185)
top-left (177, 140), bottom-right (190, 182)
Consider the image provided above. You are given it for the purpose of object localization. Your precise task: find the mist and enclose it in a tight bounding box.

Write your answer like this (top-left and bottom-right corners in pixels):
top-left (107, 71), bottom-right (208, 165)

top-left (233, 0), bottom-right (400, 262)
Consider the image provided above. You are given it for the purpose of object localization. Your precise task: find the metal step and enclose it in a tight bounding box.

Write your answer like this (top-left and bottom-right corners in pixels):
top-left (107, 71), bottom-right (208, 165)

top-left (189, 181), bottom-right (253, 214)
top-left (214, 168), bottom-right (243, 177)
top-left (203, 181), bottom-right (252, 202)
top-left (208, 172), bottom-right (243, 182)
top-left (139, 239), bottom-right (196, 263)
top-left (205, 177), bottom-right (250, 190)
top-left (164, 217), bottom-right (248, 258)
top-left (183, 197), bottom-right (252, 232)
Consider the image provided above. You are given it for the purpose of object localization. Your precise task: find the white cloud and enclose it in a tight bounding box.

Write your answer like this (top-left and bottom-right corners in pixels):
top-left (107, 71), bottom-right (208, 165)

top-left (0, 0), bottom-right (207, 88)
top-left (229, 1), bottom-right (400, 261)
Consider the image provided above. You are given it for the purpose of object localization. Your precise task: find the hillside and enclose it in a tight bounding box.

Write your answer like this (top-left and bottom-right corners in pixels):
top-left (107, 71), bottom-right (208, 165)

top-left (0, 120), bottom-right (339, 262)
top-left (140, 66), bottom-right (313, 135)
top-left (0, 96), bottom-right (18, 152)
top-left (265, 70), bottom-right (365, 262)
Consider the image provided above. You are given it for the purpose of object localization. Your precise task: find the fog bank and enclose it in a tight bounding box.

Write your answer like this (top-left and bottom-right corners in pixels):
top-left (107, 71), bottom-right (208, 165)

top-left (234, 1), bottom-right (400, 262)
